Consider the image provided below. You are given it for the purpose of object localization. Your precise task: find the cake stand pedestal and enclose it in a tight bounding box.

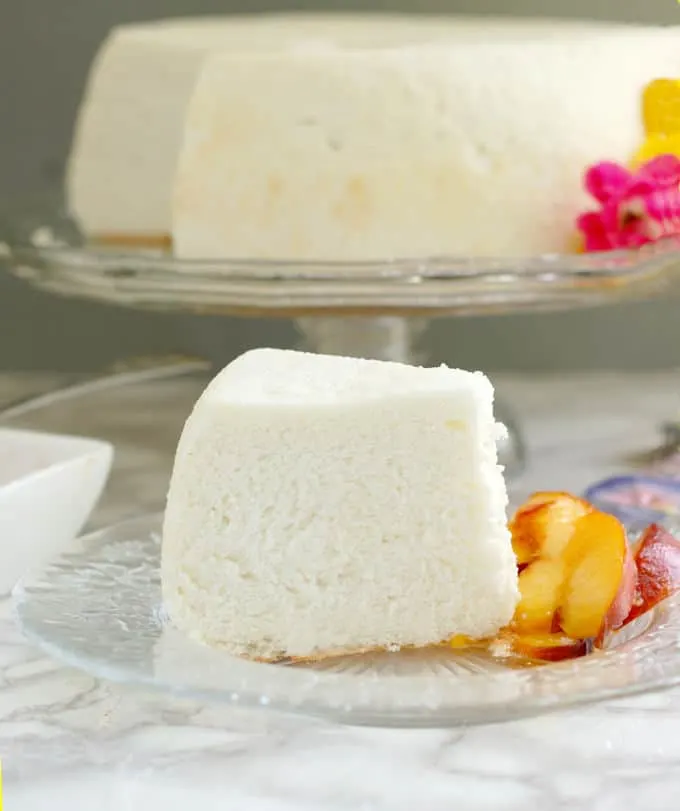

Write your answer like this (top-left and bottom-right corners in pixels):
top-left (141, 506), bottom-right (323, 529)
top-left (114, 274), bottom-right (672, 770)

top-left (295, 315), bottom-right (428, 363)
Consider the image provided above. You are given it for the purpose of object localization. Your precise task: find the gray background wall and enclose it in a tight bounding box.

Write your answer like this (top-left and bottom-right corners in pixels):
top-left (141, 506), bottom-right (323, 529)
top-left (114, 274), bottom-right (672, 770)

top-left (2, 0), bottom-right (680, 372)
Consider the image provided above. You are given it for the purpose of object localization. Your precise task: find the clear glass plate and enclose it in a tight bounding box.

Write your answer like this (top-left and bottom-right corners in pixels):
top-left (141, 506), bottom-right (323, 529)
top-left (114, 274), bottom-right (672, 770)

top-left (14, 512), bottom-right (680, 728)
top-left (2, 199), bottom-right (680, 316)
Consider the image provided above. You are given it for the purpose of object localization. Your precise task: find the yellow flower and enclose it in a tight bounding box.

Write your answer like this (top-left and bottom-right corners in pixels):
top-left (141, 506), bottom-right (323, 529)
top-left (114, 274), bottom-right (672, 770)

top-left (642, 78), bottom-right (680, 134)
top-left (634, 79), bottom-right (680, 164)
top-left (633, 133), bottom-right (680, 167)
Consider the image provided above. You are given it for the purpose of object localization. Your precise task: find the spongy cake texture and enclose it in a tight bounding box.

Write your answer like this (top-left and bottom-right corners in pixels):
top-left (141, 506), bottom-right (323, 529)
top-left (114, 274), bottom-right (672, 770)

top-left (161, 349), bottom-right (518, 660)
top-left (66, 15), bottom-right (680, 258)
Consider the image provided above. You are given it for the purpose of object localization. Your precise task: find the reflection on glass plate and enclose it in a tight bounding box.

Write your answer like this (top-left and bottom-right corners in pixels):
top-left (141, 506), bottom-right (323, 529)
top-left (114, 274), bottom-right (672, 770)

top-left (2, 201), bottom-right (680, 316)
top-left (13, 514), bottom-right (680, 728)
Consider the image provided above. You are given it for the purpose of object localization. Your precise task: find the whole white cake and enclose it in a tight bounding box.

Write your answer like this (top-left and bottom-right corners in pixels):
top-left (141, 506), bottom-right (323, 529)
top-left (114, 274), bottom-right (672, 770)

top-left (67, 14), bottom-right (465, 243)
top-left (67, 14), bottom-right (680, 258)
top-left (161, 348), bottom-right (518, 661)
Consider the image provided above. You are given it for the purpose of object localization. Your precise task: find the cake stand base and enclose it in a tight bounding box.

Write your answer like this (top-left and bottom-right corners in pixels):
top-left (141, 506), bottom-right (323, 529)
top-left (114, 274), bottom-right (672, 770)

top-left (294, 316), bottom-right (525, 477)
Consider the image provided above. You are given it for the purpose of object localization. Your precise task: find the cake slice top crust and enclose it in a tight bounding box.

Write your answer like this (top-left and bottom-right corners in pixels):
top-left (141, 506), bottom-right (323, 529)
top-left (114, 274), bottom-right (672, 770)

top-left (203, 348), bottom-right (496, 409)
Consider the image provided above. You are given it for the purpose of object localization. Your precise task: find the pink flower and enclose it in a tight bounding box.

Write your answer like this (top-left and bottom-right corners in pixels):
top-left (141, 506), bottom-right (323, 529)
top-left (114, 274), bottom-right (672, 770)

top-left (577, 154), bottom-right (680, 252)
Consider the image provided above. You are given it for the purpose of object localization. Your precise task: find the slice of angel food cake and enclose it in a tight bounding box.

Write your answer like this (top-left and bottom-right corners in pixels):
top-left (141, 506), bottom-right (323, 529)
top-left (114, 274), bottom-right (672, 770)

top-left (162, 350), bottom-right (680, 665)
top-left (161, 348), bottom-right (517, 661)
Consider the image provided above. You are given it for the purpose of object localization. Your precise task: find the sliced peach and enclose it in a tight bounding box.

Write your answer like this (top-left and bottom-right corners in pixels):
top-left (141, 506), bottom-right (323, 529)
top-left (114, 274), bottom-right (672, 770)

top-left (509, 492), bottom-right (592, 565)
top-left (558, 511), bottom-right (628, 640)
top-left (605, 545), bottom-right (638, 630)
top-left (626, 523), bottom-right (680, 623)
top-left (511, 491), bottom-right (592, 521)
top-left (510, 492), bottom-right (562, 564)
top-left (595, 544), bottom-right (638, 647)
top-left (502, 632), bottom-right (589, 662)
top-left (513, 558), bottom-right (567, 633)
top-left (513, 491), bottom-right (563, 516)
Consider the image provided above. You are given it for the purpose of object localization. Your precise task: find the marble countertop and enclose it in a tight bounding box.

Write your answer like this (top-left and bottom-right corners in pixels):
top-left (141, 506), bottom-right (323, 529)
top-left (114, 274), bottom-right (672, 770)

top-left (3, 367), bottom-right (680, 811)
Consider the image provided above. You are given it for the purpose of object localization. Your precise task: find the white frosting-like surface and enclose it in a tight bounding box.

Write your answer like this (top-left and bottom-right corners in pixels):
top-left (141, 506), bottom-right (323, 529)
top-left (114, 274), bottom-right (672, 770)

top-left (67, 15), bottom-right (680, 258)
top-left (174, 26), bottom-right (680, 259)
top-left (161, 349), bottom-right (516, 659)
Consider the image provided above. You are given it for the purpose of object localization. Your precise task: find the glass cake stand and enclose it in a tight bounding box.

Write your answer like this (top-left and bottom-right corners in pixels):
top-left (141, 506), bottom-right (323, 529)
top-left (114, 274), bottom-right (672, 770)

top-left (3, 199), bottom-right (680, 475)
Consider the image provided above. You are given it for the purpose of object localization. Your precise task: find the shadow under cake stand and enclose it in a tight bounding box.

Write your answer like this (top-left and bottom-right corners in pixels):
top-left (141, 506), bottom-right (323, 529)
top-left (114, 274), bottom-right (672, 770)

top-left (4, 206), bottom-right (680, 476)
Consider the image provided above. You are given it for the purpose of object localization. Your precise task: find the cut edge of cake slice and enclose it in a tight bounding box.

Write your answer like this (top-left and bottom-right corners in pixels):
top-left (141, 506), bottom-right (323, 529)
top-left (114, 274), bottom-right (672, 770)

top-left (161, 348), bottom-right (518, 662)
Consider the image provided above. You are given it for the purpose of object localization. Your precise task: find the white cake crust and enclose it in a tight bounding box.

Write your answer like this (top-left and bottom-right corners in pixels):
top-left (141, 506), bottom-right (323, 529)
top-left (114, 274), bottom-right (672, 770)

top-left (66, 14), bottom-right (680, 258)
top-left (161, 349), bottom-right (518, 661)
top-left (173, 28), bottom-right (680, 260)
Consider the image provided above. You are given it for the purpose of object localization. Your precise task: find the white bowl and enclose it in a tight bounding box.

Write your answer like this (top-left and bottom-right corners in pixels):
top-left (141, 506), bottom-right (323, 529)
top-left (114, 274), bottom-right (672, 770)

top-left (0, 428), bottom-right (113, 593)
